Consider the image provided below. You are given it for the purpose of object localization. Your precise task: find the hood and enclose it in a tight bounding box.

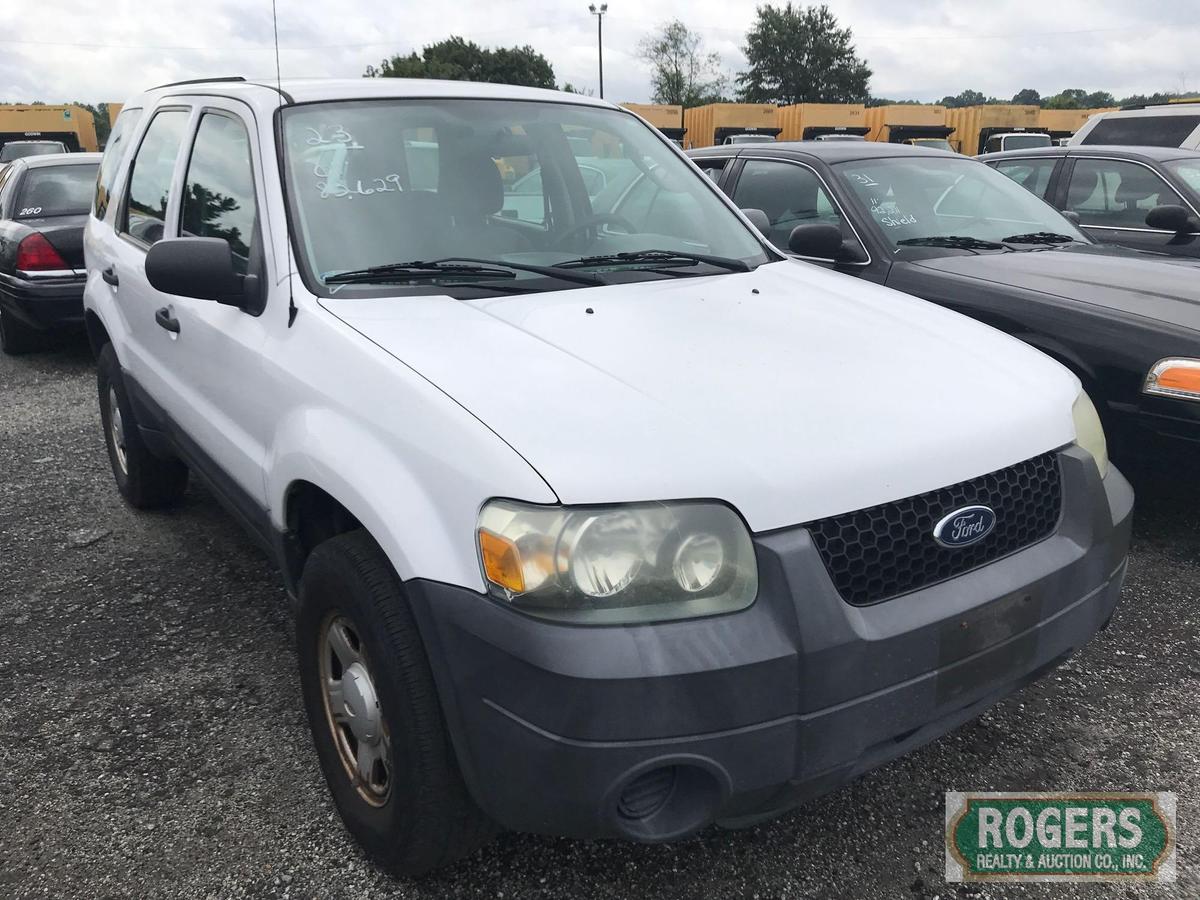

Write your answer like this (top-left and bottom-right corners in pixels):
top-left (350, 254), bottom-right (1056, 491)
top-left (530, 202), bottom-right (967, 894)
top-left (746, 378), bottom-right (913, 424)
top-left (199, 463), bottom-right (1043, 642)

top-left (908, 245), bottom-right (1200, 331)
top-left (323, 261), bottom-right (1079, 532)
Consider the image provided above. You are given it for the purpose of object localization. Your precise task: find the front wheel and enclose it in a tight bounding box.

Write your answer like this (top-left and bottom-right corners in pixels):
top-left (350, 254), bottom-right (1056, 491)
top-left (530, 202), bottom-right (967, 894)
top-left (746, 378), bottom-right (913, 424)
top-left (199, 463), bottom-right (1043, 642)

top-left (296, 530), bottom-right (495, 876)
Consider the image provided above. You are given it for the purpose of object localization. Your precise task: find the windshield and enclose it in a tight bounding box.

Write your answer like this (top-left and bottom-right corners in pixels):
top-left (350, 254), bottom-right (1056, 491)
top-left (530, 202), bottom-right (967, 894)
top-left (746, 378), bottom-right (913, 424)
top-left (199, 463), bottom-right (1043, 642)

top-left (726, 134), bottom-right (776, 144)
top-left (1164, 160), bottom-right (1200, 199)
top-left (14, 163), bottom-right (98, 217)
top-left (281, 99), bottom-right (769, 296)
top-left (835, 156), bottom-right (1087, 250)
top-left (1, 142), bottom-right (67, 162)
top-left (1001, 134), bottom-right (1051, 151)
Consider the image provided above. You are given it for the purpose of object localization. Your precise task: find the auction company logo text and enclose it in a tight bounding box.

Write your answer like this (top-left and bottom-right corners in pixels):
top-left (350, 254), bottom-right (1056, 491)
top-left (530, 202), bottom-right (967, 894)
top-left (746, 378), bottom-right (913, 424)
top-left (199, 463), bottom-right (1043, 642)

top-left (945, 792), bottom-right (1176, 883)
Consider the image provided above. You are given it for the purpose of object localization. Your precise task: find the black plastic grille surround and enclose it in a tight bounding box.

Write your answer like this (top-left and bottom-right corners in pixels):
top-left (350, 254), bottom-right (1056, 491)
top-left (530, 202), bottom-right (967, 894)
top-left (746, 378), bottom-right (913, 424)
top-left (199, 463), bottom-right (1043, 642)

top-left (805, 452), bottom-right (1063, 606)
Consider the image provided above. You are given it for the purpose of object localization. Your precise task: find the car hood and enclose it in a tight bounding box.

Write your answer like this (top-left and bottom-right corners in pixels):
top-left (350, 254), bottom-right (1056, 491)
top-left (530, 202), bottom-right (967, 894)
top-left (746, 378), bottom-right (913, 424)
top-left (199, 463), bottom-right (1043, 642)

top-left (323, 261), bottom-right (1079, 531)
top-left (908, 244), bottom-right (1200, 330)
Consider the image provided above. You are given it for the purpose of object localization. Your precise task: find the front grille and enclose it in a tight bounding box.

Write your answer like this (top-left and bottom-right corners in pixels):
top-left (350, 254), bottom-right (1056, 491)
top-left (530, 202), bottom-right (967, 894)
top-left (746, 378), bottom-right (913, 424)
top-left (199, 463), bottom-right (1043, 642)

top-left (806, 452), bottom-right (1062, 606)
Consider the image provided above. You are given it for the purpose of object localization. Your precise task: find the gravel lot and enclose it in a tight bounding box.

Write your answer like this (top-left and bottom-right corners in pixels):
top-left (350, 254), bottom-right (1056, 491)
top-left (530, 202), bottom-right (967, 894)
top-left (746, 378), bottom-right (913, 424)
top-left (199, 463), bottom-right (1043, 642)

top-left (1, 335), bottom-right (1197, 900)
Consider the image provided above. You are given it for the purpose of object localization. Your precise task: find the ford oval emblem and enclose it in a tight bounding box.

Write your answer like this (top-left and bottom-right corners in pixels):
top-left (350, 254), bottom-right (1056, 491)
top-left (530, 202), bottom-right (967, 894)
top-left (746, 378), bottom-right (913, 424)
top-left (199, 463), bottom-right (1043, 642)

top-left (933, 505), bottom-right (996, 548)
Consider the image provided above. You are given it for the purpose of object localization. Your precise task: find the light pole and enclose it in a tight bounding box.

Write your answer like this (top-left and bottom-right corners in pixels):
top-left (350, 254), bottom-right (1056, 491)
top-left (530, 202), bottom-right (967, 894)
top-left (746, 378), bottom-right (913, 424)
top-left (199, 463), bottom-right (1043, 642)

top-left (588, 3), bottom-right (607, 99)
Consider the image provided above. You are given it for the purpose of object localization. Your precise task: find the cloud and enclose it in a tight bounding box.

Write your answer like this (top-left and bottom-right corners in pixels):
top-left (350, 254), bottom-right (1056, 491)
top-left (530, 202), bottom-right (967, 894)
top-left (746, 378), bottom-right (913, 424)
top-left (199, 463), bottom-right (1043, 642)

top-left (0, 0), bottom-right (1195, 105)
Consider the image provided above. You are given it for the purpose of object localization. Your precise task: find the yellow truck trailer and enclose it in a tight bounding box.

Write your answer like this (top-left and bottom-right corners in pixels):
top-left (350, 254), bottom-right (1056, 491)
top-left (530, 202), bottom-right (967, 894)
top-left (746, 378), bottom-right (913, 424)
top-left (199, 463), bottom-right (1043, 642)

top-left (621, 103), bottom-right (686, 144)
top-left (1038, 107), bottom-right (1118, 142)
top-left (864, 104), bottom-right (953, 147)
top-left (0, 104), bottom-right (98, 152)
top-left (945, 105), bottom-right (1046, 155)
top-left (683, 103), bottom-right (780, 148)
top-left (778, 103), bottom-right (867, 141)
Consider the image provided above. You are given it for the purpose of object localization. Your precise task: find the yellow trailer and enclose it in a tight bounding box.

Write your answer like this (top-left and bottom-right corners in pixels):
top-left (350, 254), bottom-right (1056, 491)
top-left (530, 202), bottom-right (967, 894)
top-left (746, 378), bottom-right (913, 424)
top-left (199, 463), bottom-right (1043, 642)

top-left (945, 105), bottom-right (1045, 155)
top-left (0, 104), bottom-right (98, 152)
top-left (106, 103), bottom-right (124, 127)
top-left (864, 104), bottom-right (953, 146)
top-left (1038, 107), bottom-right (1118, 142)
top-left (777, 103), bottom-right (867, 141)
top-left (683, 103), bottom-right (780, 148)
top-left (621, 103), bottom-right (686, 143)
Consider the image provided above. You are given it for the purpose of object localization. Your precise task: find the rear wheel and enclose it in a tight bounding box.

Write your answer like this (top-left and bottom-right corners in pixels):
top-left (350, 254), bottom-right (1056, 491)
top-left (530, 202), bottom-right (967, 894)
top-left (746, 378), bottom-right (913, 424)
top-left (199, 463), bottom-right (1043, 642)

top-left (0, 308), bottom-right (43, 355)
top-left (297, 530), bottom-right (495, 876)
top-left (96, 343), bottom-right (188, 508)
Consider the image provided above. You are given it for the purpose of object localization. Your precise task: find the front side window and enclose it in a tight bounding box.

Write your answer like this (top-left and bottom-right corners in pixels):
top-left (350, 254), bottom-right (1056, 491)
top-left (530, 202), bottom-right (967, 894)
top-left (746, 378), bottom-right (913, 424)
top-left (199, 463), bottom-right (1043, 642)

top-left (1065, 159), bottom-right (1185, 229)
top-left (281, 99), bottom-right (769, 297)
top-left (122, 108), bottom-right (190, 246)
top-left (180, 113), bottom-right (258, 273)
top-left (731, 159), bottom-right (847, 252)
top-left (1162, 160), bottom-right (1200, 206)
top-left (94, 106), bottom-right (143, 219)
top-left (15, 164), bottom-right (99, 218)
top-left (836, 156), bottom-right (1087, 250)
top-left (993, 158), bottom-right (1057, 199)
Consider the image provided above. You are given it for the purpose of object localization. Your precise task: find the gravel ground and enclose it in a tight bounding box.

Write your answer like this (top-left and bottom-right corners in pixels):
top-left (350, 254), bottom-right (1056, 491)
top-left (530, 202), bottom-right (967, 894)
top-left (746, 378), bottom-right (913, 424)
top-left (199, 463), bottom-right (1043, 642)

top-left (1, 335), bottom-right (1197, 900)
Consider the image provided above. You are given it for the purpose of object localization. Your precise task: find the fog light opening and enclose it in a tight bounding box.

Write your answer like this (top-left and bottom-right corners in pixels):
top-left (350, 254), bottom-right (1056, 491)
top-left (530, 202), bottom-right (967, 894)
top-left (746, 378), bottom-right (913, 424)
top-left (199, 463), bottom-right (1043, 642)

top-left (610, 762), bottom-right (725, 841)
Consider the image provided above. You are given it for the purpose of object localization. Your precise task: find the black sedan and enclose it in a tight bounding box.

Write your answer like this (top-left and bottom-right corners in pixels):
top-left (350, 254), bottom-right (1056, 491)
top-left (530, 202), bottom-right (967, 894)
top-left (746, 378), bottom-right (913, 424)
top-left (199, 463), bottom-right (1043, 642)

top-left (0, 152), bottom-right (100, 353)
top-left (977, 145), bottom-right (1200, 259)
top-left (688, 141), bottom-right (1200, 455)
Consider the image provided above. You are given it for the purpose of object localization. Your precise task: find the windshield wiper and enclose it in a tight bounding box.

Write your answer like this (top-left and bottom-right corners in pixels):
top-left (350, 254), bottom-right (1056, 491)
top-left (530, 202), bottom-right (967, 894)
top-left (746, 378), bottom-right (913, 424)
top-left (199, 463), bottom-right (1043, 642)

top-left (1000, 231), bottom-right (1078, 245)
top-left (896, 236), bottom-right (1010, 252)
top-left (555, 249), bottom-right (752, 273)
top-left (325, 257), bottom-right (605, 287)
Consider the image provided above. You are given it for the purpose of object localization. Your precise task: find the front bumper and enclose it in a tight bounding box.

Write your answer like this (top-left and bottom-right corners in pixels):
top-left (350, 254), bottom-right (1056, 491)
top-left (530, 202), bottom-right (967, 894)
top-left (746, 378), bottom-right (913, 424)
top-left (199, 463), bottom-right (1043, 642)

top-left (0, 271), bottom-right (85, 330)
top-left (407, 447), bottom-right (1133, 841)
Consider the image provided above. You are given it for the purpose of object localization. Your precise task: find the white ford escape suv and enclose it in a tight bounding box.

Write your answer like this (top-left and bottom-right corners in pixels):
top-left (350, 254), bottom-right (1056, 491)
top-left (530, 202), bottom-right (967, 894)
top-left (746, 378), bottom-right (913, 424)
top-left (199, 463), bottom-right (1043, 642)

top-left (83, 78), bottom-right (1133, 875)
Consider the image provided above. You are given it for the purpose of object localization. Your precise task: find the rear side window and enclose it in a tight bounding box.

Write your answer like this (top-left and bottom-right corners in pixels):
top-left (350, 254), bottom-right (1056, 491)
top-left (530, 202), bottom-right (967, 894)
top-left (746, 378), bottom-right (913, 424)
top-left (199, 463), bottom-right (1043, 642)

top-left (180, 113), bottom-right (258, 274)
top-left (94, 107), bottom-right (143, 219)
top-left (993, 159), bottom-right (1057, 199)
top-left (122, 108), bottom-right (190, 246)
top-left (1084, 115), bottom-right (1200, 148)
top-left (15, 164), bottom-right (99, 218)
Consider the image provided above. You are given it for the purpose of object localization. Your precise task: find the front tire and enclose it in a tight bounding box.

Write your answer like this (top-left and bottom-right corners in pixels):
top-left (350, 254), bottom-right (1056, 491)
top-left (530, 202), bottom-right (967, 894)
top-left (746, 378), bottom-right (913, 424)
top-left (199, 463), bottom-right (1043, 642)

top-left (96, 343), bottom-right (188, 508)
top-left (296, 530), bottom-right (495, 876)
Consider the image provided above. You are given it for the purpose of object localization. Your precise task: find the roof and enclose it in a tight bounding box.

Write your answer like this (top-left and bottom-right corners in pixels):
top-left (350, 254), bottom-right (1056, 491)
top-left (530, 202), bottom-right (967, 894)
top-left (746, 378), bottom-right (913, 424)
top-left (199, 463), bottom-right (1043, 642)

top-left (689, 140), bottom-right (962, 164)
top-left (976, 145), bottom-right (1200, 163)
top-left (128, 77), bottom-right (616, 115)
top-left (23, 152), bottom-right (102, 167)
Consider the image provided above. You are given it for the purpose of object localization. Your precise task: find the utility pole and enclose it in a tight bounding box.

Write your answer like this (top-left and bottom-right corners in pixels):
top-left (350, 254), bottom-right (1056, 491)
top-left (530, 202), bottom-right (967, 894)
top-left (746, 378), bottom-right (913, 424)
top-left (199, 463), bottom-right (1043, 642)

top-left (588, 3), bottom-right (608, 99)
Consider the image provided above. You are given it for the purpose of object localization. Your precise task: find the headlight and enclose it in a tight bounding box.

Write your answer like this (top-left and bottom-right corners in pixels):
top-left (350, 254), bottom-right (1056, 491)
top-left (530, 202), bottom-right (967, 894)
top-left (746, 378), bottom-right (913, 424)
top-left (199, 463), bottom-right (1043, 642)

top-left (1144, 358), bottom-right (1200, 402)
top-left (1072, 391), bottom-right (1109, 479)
top-left (476, 499), bottom-right (758, 624)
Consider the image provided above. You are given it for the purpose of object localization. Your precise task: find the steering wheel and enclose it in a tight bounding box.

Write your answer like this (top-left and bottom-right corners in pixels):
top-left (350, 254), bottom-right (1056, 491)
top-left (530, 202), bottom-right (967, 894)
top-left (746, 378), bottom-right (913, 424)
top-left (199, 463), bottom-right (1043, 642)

top-left (550, 213), bottom-right (638, 250)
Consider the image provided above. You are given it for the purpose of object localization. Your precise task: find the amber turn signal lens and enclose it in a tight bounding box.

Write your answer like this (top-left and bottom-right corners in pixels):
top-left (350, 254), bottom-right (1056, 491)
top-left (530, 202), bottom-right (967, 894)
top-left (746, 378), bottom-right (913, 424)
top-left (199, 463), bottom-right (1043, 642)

top-left (1145, 358), bottom-right (1200, 401)
top-left (479, 529), bottom-right (525, 594)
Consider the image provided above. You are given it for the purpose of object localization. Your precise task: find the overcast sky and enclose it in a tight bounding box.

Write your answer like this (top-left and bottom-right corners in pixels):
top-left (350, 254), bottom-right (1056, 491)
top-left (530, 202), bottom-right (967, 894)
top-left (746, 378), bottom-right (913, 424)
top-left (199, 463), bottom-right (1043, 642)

top-left (2, 0), bottom-right (1197, 106)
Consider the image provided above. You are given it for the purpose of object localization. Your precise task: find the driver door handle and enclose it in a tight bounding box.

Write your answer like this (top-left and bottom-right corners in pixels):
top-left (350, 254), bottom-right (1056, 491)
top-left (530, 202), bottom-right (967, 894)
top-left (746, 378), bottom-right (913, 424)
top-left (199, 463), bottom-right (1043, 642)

top-left (101, 266), bottom-right (119, 286)
top-left (154, 307), bottom-right (180, 334)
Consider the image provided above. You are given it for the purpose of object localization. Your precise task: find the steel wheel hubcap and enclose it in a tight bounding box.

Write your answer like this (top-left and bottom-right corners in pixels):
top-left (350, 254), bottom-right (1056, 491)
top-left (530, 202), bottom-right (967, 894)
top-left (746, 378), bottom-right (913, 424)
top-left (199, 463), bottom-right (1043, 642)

top-left (319, 615), bottom-right (392, 805)
top-left (108, 386), bottom-right (128, 475)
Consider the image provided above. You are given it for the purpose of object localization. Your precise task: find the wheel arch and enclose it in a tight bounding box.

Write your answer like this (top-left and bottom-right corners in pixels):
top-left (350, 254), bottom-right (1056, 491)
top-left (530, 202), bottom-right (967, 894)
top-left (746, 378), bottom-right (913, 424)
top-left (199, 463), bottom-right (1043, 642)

top-left (84, 309), bottom-right (112, 357)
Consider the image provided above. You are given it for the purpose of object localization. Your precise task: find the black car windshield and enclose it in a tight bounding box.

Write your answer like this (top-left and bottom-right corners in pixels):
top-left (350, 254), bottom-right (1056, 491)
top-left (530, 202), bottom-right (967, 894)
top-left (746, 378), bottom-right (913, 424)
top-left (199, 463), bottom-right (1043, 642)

top-left (834, 156), bottom-right (1088, 251)
top-left (281, 99), bottom-right (771, 296)
top-left (0, 142), bottom-right (67, 162)
top-left (14, 163), bottom-right (98, 218)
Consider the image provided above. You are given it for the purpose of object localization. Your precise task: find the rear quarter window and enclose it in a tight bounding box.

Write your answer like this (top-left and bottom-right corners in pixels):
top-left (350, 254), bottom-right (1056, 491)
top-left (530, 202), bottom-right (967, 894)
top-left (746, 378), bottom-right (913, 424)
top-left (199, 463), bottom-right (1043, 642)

top-left (1084, 115), bottom-right (1200, 148)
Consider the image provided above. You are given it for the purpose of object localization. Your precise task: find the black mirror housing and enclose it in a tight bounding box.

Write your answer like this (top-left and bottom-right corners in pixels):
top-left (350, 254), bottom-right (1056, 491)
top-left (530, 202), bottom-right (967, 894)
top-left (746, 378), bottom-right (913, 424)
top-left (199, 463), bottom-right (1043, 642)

top-left (1145, 204), bottom-right (1195, 233)
top-left (145, 237), bottom-right (257, 308)
top-left (1061, 210), bottom-right (1081, 225)
top-left (788, 223), bottom-right (847, 259)
top-left (741, 208), bottom-right (771, 236)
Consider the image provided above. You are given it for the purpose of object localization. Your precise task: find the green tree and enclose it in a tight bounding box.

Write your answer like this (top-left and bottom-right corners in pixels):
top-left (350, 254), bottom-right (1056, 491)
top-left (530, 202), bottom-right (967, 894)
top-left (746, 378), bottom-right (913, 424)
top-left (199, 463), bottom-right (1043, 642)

top-left (736, 3), bottom-right (871, 104)
top-left (638, 20), bottom-right (730, 107)
top-left (939, 89), bottom-right (989, 108)
top-left (366, 37), bottom-right (555, 89)
top-left (1011, 88), bottom-right (1041, 105)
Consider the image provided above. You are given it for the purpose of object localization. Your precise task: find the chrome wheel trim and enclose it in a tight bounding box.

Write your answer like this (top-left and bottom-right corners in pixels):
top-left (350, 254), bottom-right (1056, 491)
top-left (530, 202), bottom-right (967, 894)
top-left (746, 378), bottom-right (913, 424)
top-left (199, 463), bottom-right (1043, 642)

top-left (108, 385), bottom-right (128, 475)
top-left (318, 613), bottom-right (393, 806)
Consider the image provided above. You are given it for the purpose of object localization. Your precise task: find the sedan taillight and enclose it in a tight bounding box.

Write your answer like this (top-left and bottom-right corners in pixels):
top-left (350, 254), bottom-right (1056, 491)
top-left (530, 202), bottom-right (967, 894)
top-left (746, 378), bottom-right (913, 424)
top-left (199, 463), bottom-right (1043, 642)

top-left (16, 233), bottom-right (69, 272)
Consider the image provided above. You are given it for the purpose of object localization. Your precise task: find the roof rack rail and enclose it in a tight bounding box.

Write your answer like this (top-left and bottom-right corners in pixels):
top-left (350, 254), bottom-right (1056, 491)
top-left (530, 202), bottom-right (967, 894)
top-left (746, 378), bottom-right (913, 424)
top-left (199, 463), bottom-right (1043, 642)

top-left (1120, 98), bottom-right (1200, 111)
top-left (152, 76), bottom-right (247, 90)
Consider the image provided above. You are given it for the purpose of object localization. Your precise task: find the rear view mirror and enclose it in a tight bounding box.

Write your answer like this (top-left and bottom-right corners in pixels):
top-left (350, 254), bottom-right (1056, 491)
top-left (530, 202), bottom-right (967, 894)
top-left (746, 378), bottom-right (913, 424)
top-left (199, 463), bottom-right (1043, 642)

top-left (741, 208), bottom-right (770, 236)
top-left (145, 237), bottom-right (260, 309)
top-left (1145, 204), bottom-right (1200, 234)
top-left (1061, 210), bottom-right (1081, 225)
top-left (788, 223), bottom-right (846, 259)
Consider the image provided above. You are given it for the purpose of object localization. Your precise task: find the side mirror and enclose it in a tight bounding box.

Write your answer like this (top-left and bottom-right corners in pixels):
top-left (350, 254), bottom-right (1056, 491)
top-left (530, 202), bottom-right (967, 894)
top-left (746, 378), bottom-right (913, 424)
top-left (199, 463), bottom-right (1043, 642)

top-left (145, 237), bottom-right (258, 308)
top-left (741, 208), bottom-right (771, 236)
top-left (788, 223), bottom-right (847, 259)
top-left (1145, 204), bottom-right (1199, 234)
top-left (1061, 210), bottom-right (1081, 225)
